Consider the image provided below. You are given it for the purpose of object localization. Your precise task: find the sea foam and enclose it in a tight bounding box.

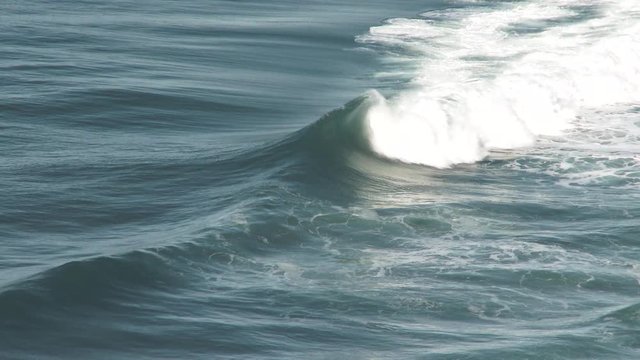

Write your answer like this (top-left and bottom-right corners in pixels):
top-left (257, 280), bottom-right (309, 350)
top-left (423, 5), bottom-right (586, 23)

top-left (357, 0), bottom-right (640, 167)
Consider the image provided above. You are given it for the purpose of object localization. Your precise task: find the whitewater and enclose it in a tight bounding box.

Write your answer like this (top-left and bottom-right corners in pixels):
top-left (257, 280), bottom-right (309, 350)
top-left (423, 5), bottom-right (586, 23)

top-left (354, 0), bottom-right (640, 167)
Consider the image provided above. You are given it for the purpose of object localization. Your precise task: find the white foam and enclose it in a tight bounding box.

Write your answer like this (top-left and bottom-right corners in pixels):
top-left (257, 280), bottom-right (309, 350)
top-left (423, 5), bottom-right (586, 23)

top-left (357, 0), bottom-right (640, 167)
top-left (507, 105), bottom-right (640, 188)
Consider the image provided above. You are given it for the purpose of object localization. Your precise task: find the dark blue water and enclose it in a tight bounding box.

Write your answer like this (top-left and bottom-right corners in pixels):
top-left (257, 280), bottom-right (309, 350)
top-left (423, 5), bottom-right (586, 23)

top-left (2, 0), bottom-right (640, 359)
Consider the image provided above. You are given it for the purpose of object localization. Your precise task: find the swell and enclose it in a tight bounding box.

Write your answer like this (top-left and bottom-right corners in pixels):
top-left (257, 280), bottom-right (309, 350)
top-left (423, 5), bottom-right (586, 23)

top-left (0, 97), bottom-right (384, 240)
top-left (0, 209), bottom-right (318, 334)
top-left (0, 243), bottom-right (222, 322)
top-left (0, 242), bottom-right (239, 357)
top-left (190, 93), bottom-right (384, 173)
top-left (1, 87), bottom-right (262, 131)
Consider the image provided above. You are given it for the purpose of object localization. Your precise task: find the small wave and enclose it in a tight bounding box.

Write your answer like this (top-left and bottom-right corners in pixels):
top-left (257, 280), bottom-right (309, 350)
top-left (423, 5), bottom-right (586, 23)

top-left (0, 251), bottom-right (177, 313)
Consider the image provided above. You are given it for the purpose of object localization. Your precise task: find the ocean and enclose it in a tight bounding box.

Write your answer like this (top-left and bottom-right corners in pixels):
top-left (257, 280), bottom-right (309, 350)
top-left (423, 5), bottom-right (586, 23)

top-left (2, 0), bottom-right (640, 358)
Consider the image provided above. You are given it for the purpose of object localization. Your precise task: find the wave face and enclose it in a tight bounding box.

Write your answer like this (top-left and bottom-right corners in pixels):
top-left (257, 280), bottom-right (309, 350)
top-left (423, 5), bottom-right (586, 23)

top-left (353, 0), bottom-right (640, 167)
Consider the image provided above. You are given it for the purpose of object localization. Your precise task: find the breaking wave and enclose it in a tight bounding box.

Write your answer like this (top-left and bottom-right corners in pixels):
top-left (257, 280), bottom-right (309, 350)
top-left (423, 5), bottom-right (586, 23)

top-left (343, 0), bottom-right (640, 167)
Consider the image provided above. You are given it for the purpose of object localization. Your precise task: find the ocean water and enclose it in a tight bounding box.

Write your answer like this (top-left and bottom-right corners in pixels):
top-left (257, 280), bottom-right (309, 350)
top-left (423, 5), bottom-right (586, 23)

top-left (2, 0), bottom-right (640, 358)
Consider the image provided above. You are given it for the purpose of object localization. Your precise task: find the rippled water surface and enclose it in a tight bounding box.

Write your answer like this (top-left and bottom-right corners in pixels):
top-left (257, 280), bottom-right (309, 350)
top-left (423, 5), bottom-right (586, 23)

top-left (2, 0), bottom-right (640, 359)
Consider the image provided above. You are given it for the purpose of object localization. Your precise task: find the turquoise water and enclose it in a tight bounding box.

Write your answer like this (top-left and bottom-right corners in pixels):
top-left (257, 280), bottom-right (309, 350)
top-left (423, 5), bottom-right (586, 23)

top-left (2, 0), bottom-right (640, 358)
